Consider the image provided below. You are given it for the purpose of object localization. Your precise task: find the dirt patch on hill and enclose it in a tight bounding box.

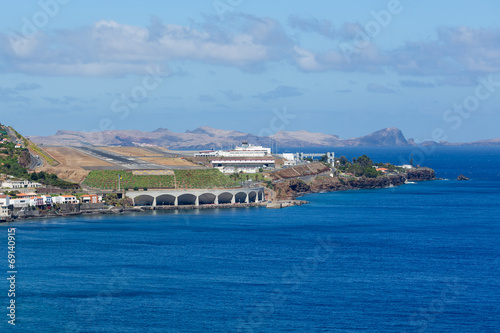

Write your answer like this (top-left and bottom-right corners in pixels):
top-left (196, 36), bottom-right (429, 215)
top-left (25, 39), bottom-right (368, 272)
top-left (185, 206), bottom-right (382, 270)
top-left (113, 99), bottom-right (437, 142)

top-left (41, 147), bottom-right (114, 168)
top-left (35, 147), bottom-right (114, 183)
top-left (36, 167), bottom-right (90, 183)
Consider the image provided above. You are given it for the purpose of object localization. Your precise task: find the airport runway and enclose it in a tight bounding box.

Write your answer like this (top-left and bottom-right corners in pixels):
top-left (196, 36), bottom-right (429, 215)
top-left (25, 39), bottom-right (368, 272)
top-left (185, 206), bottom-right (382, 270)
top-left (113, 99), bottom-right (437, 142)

top-left (75, 146), bottom-right (203, 170)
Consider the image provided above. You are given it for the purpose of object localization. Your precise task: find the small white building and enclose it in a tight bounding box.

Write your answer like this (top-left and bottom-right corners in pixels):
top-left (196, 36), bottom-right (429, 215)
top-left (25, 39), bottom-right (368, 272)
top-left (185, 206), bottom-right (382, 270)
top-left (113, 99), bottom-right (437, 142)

top-left (0, 194), bottom-right (10, 206)
top-left (10, 198), bottom-right (31, 208)
top-left (212, 159), bottom-right (275, 174)
top-left (52, 196), bottom-right (65, 205)
top-left (42, 195), bottom-right (52, 206)
top-left (61, 195), bottom-right (78, 204)
top-left (0, 206), bottom-right (10, 218)
top-left (280, 153), bottom-right (296, 166)
top-left (399, 165), bottom-right (414, 169)
top-left (2, 179), bottom-right (43, 189)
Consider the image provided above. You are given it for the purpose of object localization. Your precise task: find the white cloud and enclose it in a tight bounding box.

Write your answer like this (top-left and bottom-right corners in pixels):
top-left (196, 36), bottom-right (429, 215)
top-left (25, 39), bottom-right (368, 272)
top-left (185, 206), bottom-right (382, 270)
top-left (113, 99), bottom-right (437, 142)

top-left (0, 15), bottom-right (293, 77)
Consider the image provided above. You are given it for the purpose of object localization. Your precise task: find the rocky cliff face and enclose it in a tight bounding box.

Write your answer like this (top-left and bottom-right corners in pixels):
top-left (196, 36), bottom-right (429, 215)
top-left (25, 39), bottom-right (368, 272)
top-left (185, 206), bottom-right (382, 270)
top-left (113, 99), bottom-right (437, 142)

top-left (274, 174), bottom-right (408, 200)
top-left (406, 168), bottom-right (436, 181)
top-left (274, 168), bottom-right (435, 200)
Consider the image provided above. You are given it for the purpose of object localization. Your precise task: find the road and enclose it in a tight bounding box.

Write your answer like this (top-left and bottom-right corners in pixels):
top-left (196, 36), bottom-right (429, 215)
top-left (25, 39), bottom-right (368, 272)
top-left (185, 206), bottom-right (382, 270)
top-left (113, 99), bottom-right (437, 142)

top-left (27, 153), bottom-right (43, 170)
top-left (5, 126), bottom-right (42, 170)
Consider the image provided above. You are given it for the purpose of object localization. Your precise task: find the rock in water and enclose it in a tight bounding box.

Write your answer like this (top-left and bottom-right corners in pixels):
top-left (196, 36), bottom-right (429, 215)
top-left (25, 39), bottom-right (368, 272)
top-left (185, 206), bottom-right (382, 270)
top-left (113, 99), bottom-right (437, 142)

top-left (457, 174), bottom-right (470, 181)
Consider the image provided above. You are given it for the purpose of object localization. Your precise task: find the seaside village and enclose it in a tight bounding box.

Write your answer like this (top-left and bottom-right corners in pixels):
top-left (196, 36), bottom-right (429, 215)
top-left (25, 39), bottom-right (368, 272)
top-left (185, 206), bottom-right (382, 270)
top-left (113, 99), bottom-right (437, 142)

top-left (0, 174), bottom-right (103, 221)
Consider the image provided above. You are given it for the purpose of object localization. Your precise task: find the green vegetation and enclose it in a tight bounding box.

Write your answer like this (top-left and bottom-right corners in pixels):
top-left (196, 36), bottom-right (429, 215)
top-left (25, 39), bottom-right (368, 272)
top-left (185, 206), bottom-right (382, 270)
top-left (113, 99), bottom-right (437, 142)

top-left (229, 172), bottom-right (265, 182)
top-left (336, 155), bottom-right (382, 178)
top-left (30, 171), bottom-right (79, 189)
top-left (0, 125), bottom-right (75, 189)
top-left (83, 169), bottom-right (240, 190)
top-left (84, 170), bottom-right (175, 189)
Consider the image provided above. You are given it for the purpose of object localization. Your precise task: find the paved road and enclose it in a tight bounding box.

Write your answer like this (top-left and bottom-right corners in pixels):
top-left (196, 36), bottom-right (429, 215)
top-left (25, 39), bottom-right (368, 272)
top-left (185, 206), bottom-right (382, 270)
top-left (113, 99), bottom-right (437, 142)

top-left (27, 153), bottom-right (43, 170)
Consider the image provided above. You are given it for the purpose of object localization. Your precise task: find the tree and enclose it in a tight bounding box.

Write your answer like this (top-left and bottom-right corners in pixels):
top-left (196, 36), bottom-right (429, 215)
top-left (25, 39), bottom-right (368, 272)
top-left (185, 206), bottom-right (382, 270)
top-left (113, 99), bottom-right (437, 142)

top-left (355, 155), bottom-right (373, 168)
top-left (363, 167), bottom-right (379, 178)
top-left (338, 156), bottom-right (349, 166)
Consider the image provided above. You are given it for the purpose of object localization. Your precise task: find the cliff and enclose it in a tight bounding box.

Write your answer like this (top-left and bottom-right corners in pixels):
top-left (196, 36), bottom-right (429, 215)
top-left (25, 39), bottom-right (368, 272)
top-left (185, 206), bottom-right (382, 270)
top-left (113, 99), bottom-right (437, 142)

top-left (273, 168), bottom-right (436, 200)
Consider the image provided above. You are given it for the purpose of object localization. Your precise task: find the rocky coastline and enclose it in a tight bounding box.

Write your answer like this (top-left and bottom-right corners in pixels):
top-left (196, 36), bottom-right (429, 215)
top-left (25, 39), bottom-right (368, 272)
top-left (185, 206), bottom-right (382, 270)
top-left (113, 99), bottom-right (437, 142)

top-left (273, 168), bottom-right (436, 200)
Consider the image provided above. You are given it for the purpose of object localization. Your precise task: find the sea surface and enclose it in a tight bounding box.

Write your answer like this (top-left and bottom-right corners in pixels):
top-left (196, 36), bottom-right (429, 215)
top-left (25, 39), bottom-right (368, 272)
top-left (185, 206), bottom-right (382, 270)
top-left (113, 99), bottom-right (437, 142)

top-left (1, 147), bottom-right (499, 332)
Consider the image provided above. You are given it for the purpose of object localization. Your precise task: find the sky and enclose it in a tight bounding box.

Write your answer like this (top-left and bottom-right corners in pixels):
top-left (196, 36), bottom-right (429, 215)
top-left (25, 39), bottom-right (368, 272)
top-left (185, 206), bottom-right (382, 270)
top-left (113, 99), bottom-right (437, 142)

top-left (0, 0), bottom-right (499, 142)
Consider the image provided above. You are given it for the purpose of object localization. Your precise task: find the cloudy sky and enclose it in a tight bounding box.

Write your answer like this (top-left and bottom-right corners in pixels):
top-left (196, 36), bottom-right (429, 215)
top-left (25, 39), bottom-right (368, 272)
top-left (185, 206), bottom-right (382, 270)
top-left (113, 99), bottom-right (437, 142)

top-left (1, 0), bottom-right (499, 142)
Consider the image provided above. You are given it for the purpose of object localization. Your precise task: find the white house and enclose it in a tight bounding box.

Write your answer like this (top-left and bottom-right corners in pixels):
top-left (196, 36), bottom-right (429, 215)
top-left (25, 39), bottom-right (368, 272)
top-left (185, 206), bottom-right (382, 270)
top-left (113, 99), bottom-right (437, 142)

top-left (52, 196), bottom-right (65, 205)
top-left (42, 195), bottom-right (52, 206)
top-left (0, 206), bottom-right (10, 218)
top-left (61, 195), bottom-right (78, 204)
top-left (0, 194), bottom-right (10, 206)
top-left (10, 198), bottom-right (31, 208)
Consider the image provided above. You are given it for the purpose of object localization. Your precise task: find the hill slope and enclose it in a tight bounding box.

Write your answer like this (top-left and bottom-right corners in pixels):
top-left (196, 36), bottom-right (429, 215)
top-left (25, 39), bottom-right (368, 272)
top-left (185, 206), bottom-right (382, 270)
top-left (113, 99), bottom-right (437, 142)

top-left (30, 127), bottom-right (414, 148)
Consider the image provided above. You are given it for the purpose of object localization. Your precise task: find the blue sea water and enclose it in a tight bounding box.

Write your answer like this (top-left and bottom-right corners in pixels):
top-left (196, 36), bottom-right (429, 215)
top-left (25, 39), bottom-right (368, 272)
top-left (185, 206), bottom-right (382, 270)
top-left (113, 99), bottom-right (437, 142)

top-left (1, 147), bottom-right (499, 332)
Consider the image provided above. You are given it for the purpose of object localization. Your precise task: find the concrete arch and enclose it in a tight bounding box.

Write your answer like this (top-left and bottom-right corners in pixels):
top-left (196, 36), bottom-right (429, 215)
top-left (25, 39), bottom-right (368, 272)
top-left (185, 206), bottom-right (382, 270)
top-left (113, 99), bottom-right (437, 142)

top-left (199, 193), bottom-right (216, 205)
top-left (248, 191), bottom-right (257, 203)
top-left (177, 193), bottom-right (197, 206)
top-left (156, 194), bottom-right (176, 206)
top-left (258, 190), bottom-right (264, 201)
top-left (234, 192), bottom-right (247, 203)
top-left (134, 195), bottom-right (154, 206)
top-left (218, 192), bottom-right (233, 204)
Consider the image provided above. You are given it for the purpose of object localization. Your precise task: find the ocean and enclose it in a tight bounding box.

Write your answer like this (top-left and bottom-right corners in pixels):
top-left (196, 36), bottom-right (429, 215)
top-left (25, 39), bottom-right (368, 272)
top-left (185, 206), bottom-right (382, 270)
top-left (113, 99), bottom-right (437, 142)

top-left (1, 147), bottom-right (499, 332)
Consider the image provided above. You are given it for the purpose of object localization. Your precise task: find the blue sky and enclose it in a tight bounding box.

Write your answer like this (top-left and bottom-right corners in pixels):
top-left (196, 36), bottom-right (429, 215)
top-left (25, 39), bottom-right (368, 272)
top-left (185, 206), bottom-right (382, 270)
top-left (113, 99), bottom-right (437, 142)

top-left (1, 0), bottom-right (499, 142)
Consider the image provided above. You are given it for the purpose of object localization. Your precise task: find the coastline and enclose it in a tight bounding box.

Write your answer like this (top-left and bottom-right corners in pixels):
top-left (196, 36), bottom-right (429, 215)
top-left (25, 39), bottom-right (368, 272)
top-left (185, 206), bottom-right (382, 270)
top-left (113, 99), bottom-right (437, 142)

top-left (1, 168), bottom-right (437, 222)
top-left (273, 167), bottom-right (437, 200)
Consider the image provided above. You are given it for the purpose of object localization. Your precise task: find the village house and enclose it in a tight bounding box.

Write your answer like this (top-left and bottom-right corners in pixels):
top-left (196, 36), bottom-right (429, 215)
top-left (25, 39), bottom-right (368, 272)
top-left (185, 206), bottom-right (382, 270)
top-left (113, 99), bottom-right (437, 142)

top-left (80, 194), bottom-right (101, 204)
top-left (0, 205), bottom-right (10, 218)
top-left (61, 195), bottom-right (78, 204)
top-left (0, 194), bottom-right (10, 206)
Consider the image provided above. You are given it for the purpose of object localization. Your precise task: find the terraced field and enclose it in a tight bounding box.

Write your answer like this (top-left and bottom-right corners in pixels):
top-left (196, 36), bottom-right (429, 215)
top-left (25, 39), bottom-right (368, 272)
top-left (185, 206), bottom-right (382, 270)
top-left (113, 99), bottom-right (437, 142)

top-left (83, 169), bottom-right (240, 190)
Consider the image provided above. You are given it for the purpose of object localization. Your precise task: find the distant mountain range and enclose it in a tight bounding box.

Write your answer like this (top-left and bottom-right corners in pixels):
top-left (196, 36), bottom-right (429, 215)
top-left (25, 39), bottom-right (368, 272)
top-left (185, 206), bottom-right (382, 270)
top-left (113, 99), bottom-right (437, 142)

top-left (29, 127), bottom-right (500, 149)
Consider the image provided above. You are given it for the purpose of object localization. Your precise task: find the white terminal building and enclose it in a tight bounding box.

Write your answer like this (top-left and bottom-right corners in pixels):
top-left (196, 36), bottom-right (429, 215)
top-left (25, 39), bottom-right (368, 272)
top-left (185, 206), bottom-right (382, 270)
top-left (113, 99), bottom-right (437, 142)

top-left (195, 142), bottom-right (271, 158)
top-left (196, 142), bottom-right (274, 174)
